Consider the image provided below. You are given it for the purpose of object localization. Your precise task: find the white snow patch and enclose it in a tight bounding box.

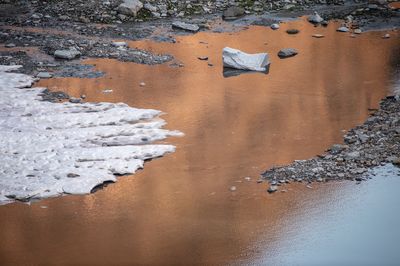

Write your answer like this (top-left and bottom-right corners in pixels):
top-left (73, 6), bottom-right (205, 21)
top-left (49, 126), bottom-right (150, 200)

top-left (0, 65), bottom-right (183, 204)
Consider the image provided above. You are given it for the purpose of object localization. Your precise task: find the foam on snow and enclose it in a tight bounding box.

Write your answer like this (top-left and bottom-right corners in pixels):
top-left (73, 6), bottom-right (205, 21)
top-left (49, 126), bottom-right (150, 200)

top-left (0, 65), bottom-right (183, 204)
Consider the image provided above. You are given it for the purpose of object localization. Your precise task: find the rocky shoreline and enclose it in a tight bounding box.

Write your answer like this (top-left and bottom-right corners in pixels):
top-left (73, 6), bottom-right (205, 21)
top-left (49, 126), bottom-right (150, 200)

top-left (1, 1), bottom-right (399, 77)
top-left (262, 94), bottom-right (400, 192)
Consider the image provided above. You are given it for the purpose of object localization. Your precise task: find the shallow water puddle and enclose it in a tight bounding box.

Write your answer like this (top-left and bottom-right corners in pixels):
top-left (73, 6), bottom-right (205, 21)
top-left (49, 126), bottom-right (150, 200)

top-left (0, 19), bottom-right (399, 264)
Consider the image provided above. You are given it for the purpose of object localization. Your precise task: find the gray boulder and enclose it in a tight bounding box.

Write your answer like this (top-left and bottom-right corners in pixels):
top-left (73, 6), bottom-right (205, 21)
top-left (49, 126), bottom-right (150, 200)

top-left (172, 21), bottom-right (200, 32)
top-left (278, 48), bottom-right (298, 58)
top-left (117, 0), bottom-right (143, 17)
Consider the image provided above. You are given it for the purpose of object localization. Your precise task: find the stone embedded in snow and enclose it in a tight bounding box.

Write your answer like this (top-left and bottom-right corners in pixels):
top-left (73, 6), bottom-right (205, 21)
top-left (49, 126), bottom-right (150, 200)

top-left (54, 49), bottom-right (81, 60)
top-left (270, 23), bottom-right (280, 30)
top-left (222, 47), bottom-right (270, 72)
top-left (172, 21), bottom-right (200, 32)
top-left (117, 0), bottom-right (143, 17)
top-left (0, 65), bottom-right (183, 205)
top-left (307, 12), bottom-right (324, 24)
top-left (278, 48), bottom-right (298, 58)
top-left (337, 26), bottom-right (349, 32)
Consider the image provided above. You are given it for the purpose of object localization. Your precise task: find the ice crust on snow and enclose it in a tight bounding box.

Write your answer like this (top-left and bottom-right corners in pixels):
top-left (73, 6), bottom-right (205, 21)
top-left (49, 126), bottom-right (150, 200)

top-left (222, 47), bottom-right (270, 72)
top-left (0, 65), bottom-right (183, 204)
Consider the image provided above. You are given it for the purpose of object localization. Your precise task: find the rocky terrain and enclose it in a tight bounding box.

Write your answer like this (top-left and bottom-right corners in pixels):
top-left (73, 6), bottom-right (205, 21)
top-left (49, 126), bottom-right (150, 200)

top-left (0, 0), bottom-right (399, 78)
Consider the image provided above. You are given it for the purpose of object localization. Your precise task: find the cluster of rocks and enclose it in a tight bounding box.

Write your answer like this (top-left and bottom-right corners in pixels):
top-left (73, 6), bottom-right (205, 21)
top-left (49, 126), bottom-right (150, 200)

top-left (0, 29), bottom-right (173, 65)
top-left (262, 95), bottom-right (400, 193)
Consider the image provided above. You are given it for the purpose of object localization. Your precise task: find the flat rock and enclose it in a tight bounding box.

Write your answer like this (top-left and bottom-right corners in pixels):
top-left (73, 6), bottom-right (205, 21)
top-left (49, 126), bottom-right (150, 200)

top-left (172, 21), bottom-right (200, 32)
top-left (278, 48), bottom-right (298, 58)
top-left (54, 50), bottom-right (81, 60)
top-left (312, 34), bottom-right (324, 38)
top-left (222, 47), bottom-right (270, 72)
top-left (223, 6), bottom-right (245, 20)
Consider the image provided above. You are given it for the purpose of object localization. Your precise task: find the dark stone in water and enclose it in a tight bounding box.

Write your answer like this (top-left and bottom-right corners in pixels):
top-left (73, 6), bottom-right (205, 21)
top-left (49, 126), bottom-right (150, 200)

top-left (286, 29), bottom-right (300, 34)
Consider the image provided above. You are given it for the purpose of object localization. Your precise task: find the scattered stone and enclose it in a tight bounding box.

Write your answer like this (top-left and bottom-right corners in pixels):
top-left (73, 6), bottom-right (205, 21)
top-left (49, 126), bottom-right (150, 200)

top-left (172, 21), bottom-right (200, 32)
top-left (307, 12), bottom-right (324, 24)
top-left (139, 82), bottom-right (146, 87)
top-left (54, 50), bottom-right (81, 60)
top-left (230, 186), bottom-right (237, 192)
top-left (286, 29), bottom-right (300, 34)
top-left (223, 47), bottom-right (270, 72)
top-left (270, 23), bottom-right (280, 30)
top-left (382, 33), bottom-right (390, 39)
top-left (112, 42), bottom-right (128, 48)
top-left (312, 34), bottom-right (324, 38)
top-left (267, 185), bottom-right (278, 193)
top-left (117, 0), bottom-right (143, 17)
top-left (278, 48), bottom-right (298, 58)
top-left (198, 56), bottom-right (208, 60)
top-left (223, 6), bottom-right (245, 20)
top-left (337, 26), bottom-right (349, 32)
top-left (69, 97), bottom-right (82, 104)
top-left (345, 151), bottom-right (361, 160)
top-left (5, 43), bottom-right (16, 48)
top-left (354, 29), bottom-right (362, 34)
top-left (244, 176), bottom-right (251, 181)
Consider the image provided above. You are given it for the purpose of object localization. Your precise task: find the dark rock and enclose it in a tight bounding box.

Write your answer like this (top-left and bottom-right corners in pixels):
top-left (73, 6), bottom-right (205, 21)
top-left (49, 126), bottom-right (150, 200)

top-left (278, 48), bottom-right (298, 58)
top-left (286, 29), bottom-right (300, 34)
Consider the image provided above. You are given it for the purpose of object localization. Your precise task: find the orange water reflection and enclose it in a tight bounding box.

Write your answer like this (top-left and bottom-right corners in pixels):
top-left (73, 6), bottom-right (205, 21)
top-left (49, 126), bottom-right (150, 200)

top-left (0, 19), bottom-right (399, 265)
